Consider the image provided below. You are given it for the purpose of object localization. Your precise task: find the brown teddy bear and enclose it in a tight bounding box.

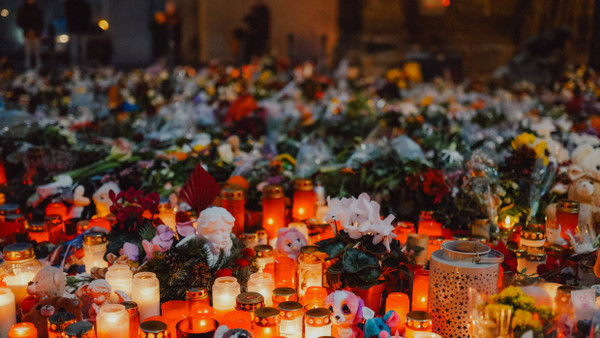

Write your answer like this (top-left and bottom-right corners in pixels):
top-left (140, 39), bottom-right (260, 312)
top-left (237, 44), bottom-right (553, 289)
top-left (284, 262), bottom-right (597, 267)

top-left (22, 296), bottom-right (81, 338)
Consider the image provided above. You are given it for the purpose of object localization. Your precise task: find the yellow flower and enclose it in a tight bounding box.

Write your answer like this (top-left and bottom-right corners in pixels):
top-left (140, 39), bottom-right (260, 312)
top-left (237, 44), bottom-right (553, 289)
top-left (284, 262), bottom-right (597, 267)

top-left (420, 96), bottom-right (434, 107)
top-left (259, 70), bottom-right (272, 82)
top-left (386, 68), bottom-right (403, 82)
top-left (484, 303), bottom-right (512, 323)
top-left (511, 132), bottom-right (536, 150)
top-left (511, 309), bottom-right (541, 331)
top-left (404, 62), bottom-right (423, 83)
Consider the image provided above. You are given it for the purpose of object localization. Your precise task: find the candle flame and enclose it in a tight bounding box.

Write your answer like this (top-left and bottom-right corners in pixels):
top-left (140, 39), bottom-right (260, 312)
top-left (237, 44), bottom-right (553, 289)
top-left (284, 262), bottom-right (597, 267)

top-left (504, 216), bottom-right (510, 226)
top-left (267, 218), bottom-right (274, 225)
top-left (298, 207), bottom-right (305, 215)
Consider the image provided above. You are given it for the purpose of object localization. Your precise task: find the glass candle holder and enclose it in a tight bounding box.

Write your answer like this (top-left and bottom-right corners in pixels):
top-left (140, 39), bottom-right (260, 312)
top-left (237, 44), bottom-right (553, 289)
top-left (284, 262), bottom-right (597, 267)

top-left (132, 272), bottom-right (160, 321)
top-left (247, 272), bottom-right (275, 306)
top-left (176, 317), bottom-right (218, 338)
top-left (4, 214), bottom-right (27, 238)
top-left (0, 243), bottom-right (40, 308)
top-left (223, 310), bottom-right (252, 331)
top-left (83, 231), bottom-right (108, 273)
top-left (262, 184), bottom-right (285, 241)
top-left (252, 307), bottom-right (280, 338)
top-left (394, 221), bottom-right (416, 244)
top-left (221, 187), bottom-right (245, 235)
top-left (139, 320), bottom-right (168, 338)
top-left (303, 286), bottom-right (327, 310)
top-left (105, 264), bottom-right (132, 297)
top-left (405, 311), bottom-right (432, 338)
top-left (46, 202), bottom-right (67, 222)
top-left (162, 300), bottom-right (187, 335)
top-left (386, 292), bottom-right (410, 331)
top-left (293, 179), bottom-right (316, 220)
top-left (76, 220), bottom-right (89, 235)
top-left (97, 304), bottom-right (130, 338)
top-left (278, 301), bottom-right (302, 338)
top-left (525, 250), bottom-right (546, 276)
top-left (45, 215), bottom-right (64, 244)
top-left (255, 245), bottom-right (275, 272)
top-left (304, 308), bottom-right (331, 337)
top-left (121, 301), bottom-right (139, 338)
top-left (48, 312), bottom-right (76, 338)
top-left (417, 211), bottom-right (442, 238)
top-left (236, 292), bottom-right (265, 314)
top-left (407, 233), bottom-right (429, 266)
top-left (212, 277), bottom-right (240, 321)
top-left (88, 217), bottom-right (111, 232)
top-left (471, 217), bottom-right (491, 240)
top-left (8, 322), bottom-right (37, 338)
top-left (28, 221), bottom-right (49, 243)
top-left (411, 269), bottom-right (429, 312)
top-left (427, 236), bottom-right (444, 260)
top-left (272, 287), bottom-right (297, 308)
top-left (187, 287), bottom-right (210, 314)
top-left (557, 200), bottom-right (579, 241)
top-left (0, 204), bottom-right (19, 222)
top-left (0, 288), bottom-right (16, 336)
top-left (298, 246), bottom-right (323, 298)
top-left (274, 256), bottom-right (296, 289)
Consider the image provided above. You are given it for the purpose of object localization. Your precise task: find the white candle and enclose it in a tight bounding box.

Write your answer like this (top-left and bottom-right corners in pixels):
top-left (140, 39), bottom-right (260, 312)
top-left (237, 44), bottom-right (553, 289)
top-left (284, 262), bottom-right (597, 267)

top-left (131, 272), bottom-right (160, 321)
top-left (104, 264), bottom-right (132, 297)
top-left (96, 304), bottom-right (129, 338)
top-left (247, 272), bottom-right (275, 306)
top-left (2, 273), bottom-right (35, 309)
top-left (212, 276), bottom-right (240, 320)
top-left (83, 232), bottom-right (108, 273)
top-left (0, 288), bottom-right (16, 338)
top-left (278, 301), bottom-right (302, 338)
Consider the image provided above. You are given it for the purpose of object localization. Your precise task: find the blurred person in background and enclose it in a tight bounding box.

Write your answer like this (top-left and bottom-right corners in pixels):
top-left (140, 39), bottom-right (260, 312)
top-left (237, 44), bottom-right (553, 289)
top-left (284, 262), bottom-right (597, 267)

top-left (17, 0), bottom-right (44, 70)
top-left (150, 0), bottom-right (180, 70)
top-left (64, 0), bottom-right (92, 67)
top-left (243, 1), bottom-right (270, 62)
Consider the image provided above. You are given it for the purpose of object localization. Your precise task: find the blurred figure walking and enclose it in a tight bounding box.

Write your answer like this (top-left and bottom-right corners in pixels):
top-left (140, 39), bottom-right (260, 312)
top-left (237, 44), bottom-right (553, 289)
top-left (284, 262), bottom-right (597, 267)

top-left (64, 0), bottom-right (92, 67)
top-left (17, 0), bottom-right (44, 70)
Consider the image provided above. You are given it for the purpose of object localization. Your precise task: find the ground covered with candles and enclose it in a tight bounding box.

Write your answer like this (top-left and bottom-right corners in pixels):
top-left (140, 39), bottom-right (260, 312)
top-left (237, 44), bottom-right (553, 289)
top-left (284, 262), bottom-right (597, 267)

top-left (1, 61), bottom-right (600, 337)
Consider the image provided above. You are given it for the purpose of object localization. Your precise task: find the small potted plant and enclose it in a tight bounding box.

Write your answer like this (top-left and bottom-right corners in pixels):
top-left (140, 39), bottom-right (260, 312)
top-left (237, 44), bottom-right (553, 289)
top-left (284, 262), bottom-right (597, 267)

top-left (316, 193), bottom-right (410, 312)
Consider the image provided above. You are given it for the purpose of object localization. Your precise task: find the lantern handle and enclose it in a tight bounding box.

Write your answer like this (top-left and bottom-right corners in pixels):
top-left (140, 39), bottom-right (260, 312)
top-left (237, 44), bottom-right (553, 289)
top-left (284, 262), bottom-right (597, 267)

top-left (473, 249), bottom-right (504, 264)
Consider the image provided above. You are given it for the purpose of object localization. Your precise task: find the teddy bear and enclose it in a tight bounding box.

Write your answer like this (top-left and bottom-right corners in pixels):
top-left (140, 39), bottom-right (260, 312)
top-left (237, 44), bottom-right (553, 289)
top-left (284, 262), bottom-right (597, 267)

top-left (276, 227), bottom-right (308, 261)
top-left (546, 164), bottom-right (600, 251)
top-left (22, 296), bottom-right (82, 338)
top-left (20, 266), bottom-right (67, 315)
top-left (362, 310), bottom-right (402, 338)
top-left (325, 290), bottom-right (375, 338)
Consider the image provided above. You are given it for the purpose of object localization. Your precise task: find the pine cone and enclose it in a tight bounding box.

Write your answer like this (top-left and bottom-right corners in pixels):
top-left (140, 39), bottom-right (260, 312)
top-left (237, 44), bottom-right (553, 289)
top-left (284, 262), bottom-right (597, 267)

top-left (164, 249), bottom-right (185, 268)
top-left (190, 261), bottom-right (211, 287)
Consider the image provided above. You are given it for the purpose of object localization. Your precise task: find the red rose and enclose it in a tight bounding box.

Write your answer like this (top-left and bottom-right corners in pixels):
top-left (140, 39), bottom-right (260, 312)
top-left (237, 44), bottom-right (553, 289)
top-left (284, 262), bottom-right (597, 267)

top-left (235, 259), bottom-right (249, 267)
top-left (215, 268), bottom-right (233, 278)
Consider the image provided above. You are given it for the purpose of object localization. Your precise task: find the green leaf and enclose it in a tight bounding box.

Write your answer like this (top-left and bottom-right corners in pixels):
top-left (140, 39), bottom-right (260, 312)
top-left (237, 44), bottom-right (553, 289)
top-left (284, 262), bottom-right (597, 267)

top-left (342, 248), bottom-right (379, 273)
top-left (321, 240), bottom-right (348, 259)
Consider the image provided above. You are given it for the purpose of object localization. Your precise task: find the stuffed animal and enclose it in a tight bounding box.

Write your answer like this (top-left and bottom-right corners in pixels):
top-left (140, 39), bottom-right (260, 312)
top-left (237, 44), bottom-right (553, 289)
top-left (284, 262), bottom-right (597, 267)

top-left (75, 279), bottom-right (112, 320)
top-left (325, 290), bottom-right (375, 338)
top-left (546, 165), bottom-right (600, 250)
top-left (20, 266), bottom-right (67, 315)
top-left (276, 227), bottom-right (308, 260)
top-left (22, 296), bottom-right (81, 338)
top-left (67, 184), bottom-right (91, 219)
top-left (93, 181), bottom-right (120, 217)
top-left (362, 310), bottom-right (402, 338)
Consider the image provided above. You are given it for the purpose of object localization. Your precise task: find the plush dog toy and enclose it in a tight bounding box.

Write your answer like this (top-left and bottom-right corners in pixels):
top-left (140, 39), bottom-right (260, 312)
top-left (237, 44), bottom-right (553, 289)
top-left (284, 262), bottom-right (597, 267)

top-left (276, 227), bottom-right (308, 260)
top-left (363, 310), bottom-right (402, 338)
top-left (325, 290), bottom-right (375, 338)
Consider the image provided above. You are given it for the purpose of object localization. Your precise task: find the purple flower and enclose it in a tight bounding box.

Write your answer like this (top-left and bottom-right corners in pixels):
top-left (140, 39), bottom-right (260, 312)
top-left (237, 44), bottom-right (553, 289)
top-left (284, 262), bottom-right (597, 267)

top-left (151, 225), bottom-right (174, 250)
top-left (142, 240), bottom-right (163, 261)
top-left (119, 242), bottom-right (139, 261)
top-left (176, 220), bottom-right (196, 237)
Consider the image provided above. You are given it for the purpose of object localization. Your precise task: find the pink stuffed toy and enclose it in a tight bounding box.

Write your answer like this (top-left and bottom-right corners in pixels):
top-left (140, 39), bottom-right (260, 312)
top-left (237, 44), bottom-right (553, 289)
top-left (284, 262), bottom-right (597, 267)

top-left (325, 290), bottom-right (375, 338)
top-left (276, 227), bottom-right (308, 260)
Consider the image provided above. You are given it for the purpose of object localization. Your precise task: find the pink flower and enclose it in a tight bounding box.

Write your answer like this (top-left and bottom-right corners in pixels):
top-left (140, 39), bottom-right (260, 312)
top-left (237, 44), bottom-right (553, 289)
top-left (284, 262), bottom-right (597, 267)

top-left (142, 240), bottom-right (163, 261)
top-left (176, 220), bottom-right (196, 237)
top-left (120, 242), bottom-right (139, 261)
